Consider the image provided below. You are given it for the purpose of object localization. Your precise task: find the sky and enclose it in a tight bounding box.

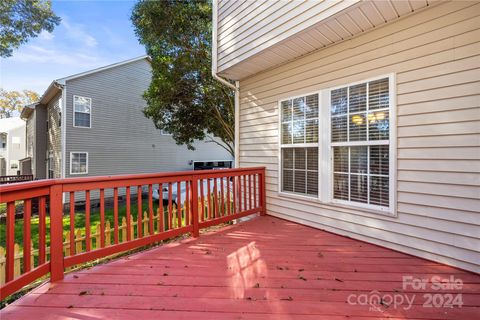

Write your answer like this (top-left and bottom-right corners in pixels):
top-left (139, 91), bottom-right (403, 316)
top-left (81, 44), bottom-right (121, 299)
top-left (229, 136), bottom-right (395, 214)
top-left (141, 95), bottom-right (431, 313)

top-left (0, 0), bottom-right (146, 94)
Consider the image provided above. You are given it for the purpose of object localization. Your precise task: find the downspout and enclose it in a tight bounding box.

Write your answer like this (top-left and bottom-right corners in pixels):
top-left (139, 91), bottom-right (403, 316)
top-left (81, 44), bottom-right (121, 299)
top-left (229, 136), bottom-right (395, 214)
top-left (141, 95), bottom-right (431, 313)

top-left (212, 0), bottom-right (240, 168)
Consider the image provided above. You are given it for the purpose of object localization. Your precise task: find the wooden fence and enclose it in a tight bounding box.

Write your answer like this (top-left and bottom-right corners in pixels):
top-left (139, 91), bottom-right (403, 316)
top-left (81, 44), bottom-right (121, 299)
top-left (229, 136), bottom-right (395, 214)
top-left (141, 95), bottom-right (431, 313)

top-left (0, 167), bottom-right (266, 299)
top-left (0, 205), bottom-right (190, 285)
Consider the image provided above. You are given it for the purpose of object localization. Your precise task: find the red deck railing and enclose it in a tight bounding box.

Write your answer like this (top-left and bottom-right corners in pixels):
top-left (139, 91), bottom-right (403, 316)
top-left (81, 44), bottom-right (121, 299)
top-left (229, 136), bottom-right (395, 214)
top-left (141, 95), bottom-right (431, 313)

top-left (0, 167), bottom-right (266, 300)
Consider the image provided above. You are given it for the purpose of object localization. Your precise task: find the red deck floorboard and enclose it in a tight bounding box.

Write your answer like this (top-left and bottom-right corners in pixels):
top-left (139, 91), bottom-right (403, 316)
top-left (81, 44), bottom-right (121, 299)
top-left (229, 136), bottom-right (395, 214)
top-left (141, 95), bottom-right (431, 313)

top-left (2, 216), bottom-right (479, 319)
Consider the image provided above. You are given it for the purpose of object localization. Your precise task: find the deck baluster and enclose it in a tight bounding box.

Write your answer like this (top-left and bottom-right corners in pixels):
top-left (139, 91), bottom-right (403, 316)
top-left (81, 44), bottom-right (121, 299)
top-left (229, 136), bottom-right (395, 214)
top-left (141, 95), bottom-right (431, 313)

top-left (85, 190), bottom-right (91, 251)
top-left (69, 192), bottom-right (75, 255)
top-left (114, 188), bottom-right (119, 244)
top-left (137, 186), bottom-right (143, 237)
top-left (23, 199), bottom-right (32, 273)
top-left (126, 187), bottom-right (131, 241)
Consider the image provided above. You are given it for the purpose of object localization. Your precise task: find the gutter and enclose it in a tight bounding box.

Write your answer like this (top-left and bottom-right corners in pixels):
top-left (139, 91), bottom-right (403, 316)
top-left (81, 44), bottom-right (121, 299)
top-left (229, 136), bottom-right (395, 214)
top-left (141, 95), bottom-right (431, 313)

top-left (212, 0), bottom-right (240, 168)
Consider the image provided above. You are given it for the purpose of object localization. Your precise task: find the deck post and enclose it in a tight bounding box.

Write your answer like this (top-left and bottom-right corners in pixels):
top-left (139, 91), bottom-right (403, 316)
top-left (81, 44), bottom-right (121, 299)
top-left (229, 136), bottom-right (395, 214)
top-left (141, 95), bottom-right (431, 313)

top-left (49, 183), bottom-right (65, 281)
top-left (191, 176), bottom-right (200, 237)
top-left (260, 168), bottom-right (267, 216)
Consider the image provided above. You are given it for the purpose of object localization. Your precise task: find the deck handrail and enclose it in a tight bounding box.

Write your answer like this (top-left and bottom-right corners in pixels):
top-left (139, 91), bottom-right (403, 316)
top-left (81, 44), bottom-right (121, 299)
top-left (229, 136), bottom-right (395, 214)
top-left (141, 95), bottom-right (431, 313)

top-left (0, 167), bottom-right (266, 300)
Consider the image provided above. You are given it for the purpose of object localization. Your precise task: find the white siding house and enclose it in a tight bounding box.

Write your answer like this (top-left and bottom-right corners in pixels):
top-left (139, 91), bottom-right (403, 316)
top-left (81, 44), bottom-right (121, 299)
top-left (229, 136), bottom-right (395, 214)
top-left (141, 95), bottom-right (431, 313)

top-left (212, 0), bottom-right (480, 273)
top-left (0, 117), bottom-right (26, 176)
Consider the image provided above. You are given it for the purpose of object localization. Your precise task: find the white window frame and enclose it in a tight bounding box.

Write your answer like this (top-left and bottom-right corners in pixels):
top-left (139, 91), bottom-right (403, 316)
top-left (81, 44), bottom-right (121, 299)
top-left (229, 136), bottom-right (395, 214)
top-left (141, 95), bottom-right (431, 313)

top-left (70, 152), bottom-right (89, 175)
top-left (277, 74), bottom-right (396, 216)
top-left (278, 92), bottom-right (320, 199)
top-left (73, 95), bottom-right (92, 128)
top-left (10, 160), bottom-right (19, 170)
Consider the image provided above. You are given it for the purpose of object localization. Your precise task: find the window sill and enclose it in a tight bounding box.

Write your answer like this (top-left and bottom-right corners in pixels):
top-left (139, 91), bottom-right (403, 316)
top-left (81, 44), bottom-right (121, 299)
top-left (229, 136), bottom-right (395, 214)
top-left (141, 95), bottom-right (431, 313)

top-left (277, 191), bottom-right (397, 218)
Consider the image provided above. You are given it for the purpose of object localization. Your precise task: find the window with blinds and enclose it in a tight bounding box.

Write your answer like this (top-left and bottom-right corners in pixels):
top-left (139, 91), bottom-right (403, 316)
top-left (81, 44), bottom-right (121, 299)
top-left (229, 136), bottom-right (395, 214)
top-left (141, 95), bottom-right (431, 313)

top-left (331, 77), bottom-right (390, 208)
top-left (280, 94), bottom-right (319, 197)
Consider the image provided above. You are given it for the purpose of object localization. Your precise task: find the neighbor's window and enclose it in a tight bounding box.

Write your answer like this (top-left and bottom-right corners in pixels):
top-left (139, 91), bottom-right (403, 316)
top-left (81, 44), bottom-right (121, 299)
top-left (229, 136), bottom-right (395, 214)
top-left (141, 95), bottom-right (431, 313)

top-left (280, 94), bottom-right (319, 196)
top-left (70, 152), bottom-right (88, 174)
top-left (1, 134), bottom-right (7, 149)
top-left (10, 160), bottom-right (19, 170)
top-left (331, 77), bottom-right (390, 208)
top-left (47, 151), bottom-right (54, 179)
top-left (73, 96), bottom-right (91, 128)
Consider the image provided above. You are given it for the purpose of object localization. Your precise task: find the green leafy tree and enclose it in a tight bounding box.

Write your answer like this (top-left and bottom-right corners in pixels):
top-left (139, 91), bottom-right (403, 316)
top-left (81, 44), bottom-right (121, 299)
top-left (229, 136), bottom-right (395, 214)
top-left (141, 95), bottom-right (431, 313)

top-left (0, 89), bottom-right (39, 118)
top-left (0, 0), bottom-right (60, 57)
top-left (131, 0), bottom-right (234, 156)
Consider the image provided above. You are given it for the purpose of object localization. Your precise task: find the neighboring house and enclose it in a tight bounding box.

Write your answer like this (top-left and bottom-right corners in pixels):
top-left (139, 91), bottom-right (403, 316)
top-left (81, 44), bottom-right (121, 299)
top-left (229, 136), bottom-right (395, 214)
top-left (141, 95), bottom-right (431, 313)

top-left (212, 1), bottom-right (480, 273)
top-left (21, 56), bottom-right (232, 182)
top-left (0, 117), bottom-right (26, 176)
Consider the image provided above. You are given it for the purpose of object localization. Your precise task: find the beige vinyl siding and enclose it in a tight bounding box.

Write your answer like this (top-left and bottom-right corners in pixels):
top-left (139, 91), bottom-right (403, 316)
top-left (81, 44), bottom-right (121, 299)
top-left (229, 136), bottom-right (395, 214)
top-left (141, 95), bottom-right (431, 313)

top-left (216, 0), bottom-right (359, 72)
top-left (238, 1), bottom-right (480, 273)
top-left (216, 1), bottom-right (434, 79)
top-left (47, 94), bottom-right (62, 178)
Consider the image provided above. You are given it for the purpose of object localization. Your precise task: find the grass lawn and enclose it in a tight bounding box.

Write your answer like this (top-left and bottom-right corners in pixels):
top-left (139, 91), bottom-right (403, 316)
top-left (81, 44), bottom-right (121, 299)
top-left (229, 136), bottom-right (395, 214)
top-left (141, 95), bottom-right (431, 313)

top-left (0, 199), bottom-right (166, 250)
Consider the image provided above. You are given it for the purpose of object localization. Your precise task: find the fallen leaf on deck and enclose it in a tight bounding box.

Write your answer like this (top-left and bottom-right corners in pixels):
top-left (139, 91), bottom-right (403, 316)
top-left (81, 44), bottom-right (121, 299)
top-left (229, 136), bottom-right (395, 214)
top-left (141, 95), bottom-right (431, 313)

top-left (298, 275), bottom-right (307, 281)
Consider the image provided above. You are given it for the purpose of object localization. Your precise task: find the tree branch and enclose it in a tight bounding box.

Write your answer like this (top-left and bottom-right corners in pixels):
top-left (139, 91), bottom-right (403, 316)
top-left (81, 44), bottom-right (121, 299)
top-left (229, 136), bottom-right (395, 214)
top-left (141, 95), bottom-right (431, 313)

top-left (205, 134), bottom-right (234, 156)
top-left (210, 102), bottom-right (234, 143)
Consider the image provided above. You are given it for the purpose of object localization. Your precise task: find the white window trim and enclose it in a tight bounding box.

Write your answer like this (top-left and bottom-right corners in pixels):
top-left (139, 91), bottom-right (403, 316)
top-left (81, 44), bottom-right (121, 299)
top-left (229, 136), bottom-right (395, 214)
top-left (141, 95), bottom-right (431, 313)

top-left (73, 95), bottom-right (92, 128)
top-left (278, 92), bottom-right (320, 199)
top-left (10, 160), bottom-right (19, 169)
top-left (70, 152), bottom-right (89, 175)
top-left (277, 74), bottom-right (396, 216)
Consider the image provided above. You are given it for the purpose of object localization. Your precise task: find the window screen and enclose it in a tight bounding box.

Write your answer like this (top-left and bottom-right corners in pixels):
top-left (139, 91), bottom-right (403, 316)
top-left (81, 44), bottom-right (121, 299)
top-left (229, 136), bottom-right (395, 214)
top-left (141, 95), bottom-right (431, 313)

top-left (71, 152), bottom-right (88, 174)
top-left (74, 96), bottom-right (91, 128)
top-left (331, 78), bottom-right (390, 207)
top-left (280, 94), bottom-right (319, 196)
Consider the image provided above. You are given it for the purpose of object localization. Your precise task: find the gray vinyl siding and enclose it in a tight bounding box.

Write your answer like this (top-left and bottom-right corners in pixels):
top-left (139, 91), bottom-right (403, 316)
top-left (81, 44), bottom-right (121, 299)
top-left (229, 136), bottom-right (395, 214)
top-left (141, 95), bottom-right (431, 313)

top-left (47, 94), bottom-right (62, 178)
top-left (35, 106), bottom-right (47, 179)
top-left (237, 2), bottom-right (480, 273)
top-left (25, 107), bottom-right (47, 179)
top-left (64, 58), bottom-right (231, 178)
top-left (26, 115), bottom-right (35, 168)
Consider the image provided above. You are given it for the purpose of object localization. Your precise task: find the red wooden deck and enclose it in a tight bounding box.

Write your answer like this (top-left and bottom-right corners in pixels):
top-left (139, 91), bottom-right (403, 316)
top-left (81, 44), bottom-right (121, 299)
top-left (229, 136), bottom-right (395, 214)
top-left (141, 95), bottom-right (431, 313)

top-left (2, 216), bottom-right (479, 319)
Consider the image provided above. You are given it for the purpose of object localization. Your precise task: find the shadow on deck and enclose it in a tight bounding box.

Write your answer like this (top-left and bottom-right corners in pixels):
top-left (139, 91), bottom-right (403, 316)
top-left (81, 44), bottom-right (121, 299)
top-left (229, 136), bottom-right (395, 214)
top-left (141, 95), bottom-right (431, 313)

top-left (1, 216), bottom-right (479, 319)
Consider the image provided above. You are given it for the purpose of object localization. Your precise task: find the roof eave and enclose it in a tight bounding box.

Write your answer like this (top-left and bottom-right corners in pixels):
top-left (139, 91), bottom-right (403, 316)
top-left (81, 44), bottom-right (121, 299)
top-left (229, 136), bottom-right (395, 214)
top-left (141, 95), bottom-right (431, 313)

top-left (56, 55), bottom-right (151, 84)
